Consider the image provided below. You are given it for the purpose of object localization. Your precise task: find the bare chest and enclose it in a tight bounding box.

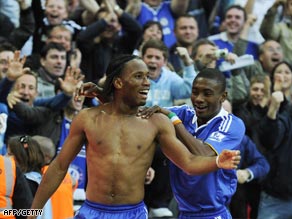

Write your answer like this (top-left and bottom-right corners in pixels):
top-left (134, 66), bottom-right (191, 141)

top-left (85, 114), bottom-right (157, 156)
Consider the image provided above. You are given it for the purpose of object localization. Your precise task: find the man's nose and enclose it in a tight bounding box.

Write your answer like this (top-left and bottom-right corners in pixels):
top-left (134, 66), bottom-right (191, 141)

top-left (21, 87), bottom-right (30, 95)
top-left (57, 57), bottom-right (64, 63)
top-left (195, 93), bottom-right (204, 102)
top-left (143, 76), bottom-right (150, 86)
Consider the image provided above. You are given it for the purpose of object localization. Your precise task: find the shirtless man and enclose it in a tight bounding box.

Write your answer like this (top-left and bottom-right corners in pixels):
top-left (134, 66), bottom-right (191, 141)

top-left (29, 55), bottom-right (240, 219)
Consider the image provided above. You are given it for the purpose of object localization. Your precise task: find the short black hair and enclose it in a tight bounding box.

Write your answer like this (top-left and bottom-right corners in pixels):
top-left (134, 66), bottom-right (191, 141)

top-left (0, 41), bottom-right (16, 53)
top-left (103, 54), bottom-right (141, 96)
top-left (143, 20), bottom-right (163, 34)
top-left (194, 68), bottom-right (226, 93)
top-left (40, 42), bottom-right (66, 58)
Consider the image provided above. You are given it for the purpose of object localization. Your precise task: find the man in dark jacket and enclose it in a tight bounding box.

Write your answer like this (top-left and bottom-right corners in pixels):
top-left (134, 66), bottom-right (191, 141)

top-left (76, 3), bottom-right (142, 84)
top-left (257, 89), bottom-right (292, 219)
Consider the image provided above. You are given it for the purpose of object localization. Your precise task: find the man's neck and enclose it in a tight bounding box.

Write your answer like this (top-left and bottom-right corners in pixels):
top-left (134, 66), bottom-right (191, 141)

top-left (39, 67), bottom-right (58, 84)
top-left (108, 102), bottom-right (138, 117)
top-left (226, 32), bottom-right (240, 43)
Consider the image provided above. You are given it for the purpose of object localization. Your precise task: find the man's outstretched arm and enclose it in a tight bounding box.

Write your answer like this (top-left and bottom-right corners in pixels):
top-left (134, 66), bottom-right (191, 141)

top-left (137, 106), bottom-right (216, 156)
top-left (153, 113), bottom-right (240, 175)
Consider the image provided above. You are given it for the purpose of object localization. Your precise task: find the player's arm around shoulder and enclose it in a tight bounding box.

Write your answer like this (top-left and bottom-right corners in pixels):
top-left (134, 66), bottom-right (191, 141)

top-left (149, 112), bottom-right (177, 139)
top-left (152, 113), bottom-right (241, 174)
top-left (149, 112), bottom-right (209, 174)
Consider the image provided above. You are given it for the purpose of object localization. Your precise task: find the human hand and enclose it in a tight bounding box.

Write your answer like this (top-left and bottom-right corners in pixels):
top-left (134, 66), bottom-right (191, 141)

top-left (270, 91), bottom-right (284, 109)
top-left (6, 51), bottom-right (26, 81)
top-left (58, 67), bottom-right (84, 96)
top-left (273, 74), bottom-right (283, 91)
top-left (245, 14), bottom-right (257, 27)
top-left (224, 52), bottom-right (237, 65)
top-left (195, 45), bottom-right (217, 68)
top-left (217, 149), bottom-right (241, 169)
top-left (18, 0), bottom-right (32, 10)
top-left (136, 105), bottom-right (167, 119)
top-left (103, 10), bottom-right (117, 24)
top-left (75, 82), bottom-right (100, 98)
top-left (236, 169), bottom-right (251, 184)
top-left (104, 0), bottom-right (119, 13)
top-left (267, 91), bottom-right (284, 119)
top-left (145, 167), bottom-right (155, 184)
top-left (176, 47), bottom-right (193, 66)
top-left (7, 91), bottom-right (22, 109)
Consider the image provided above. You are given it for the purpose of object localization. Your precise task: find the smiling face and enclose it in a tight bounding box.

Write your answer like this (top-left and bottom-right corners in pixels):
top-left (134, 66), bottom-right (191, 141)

top-left (191, 76), bottom-right (227, 125)
top-left (143, 24), bottom-right (163, 42)
top-left (13, 74), bottom-right (38, 106)
top-left (250, 82), bottom-right (265, 106)
top-left (45, 0), bottom-right (68, 25)
top-left (273, 62), bottom-right (292, 91)
top-left (116, 59), bottom-right (150, 107)
top-left (174, 16), bottom-right (198, 47)
top-left (224, 7), bottom-right (245, 37)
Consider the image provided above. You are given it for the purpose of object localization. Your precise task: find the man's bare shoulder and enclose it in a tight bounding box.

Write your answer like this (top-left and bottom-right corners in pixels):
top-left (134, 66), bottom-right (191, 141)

top-left (72, 106), bottom-right (104, 123)
top-left (148, 112), bottom-right (172, 128)
top-left (76, 106), bottom-right (99, 116)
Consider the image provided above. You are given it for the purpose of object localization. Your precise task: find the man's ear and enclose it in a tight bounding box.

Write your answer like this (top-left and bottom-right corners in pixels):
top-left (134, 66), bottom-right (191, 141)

top-left (40, 57), bottom-right (46, 67)
top-left (113, 77), bottom-right (123, 89)
top-left (259, 54), bottom-right (263, 63)
top-left (220, 91), bottom-right (228, 103)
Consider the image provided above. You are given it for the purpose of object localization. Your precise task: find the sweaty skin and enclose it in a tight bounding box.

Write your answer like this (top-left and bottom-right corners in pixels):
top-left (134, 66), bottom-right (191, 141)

top-left (28, 58), bottom-right (240, 218)
top-left (63, 101), bottom-right (229, 204)
top-left (77, 105), bottom-right (161, 204)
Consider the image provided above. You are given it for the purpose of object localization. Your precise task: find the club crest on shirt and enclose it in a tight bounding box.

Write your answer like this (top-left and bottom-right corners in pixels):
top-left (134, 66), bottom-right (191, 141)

top-left (209, 131), bottom-right (225, 142)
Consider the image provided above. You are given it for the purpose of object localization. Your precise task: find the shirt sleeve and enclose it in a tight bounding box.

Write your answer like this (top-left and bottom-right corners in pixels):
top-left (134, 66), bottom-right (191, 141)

top-left (204, 115), bottom-right (245, 153)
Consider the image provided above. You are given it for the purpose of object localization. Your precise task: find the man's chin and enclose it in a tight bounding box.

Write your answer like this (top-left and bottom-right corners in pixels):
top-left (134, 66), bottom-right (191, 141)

top-left (48, 19), bottom-right (62, 26)
top-left (138, 100), bottom-right (147, 106)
